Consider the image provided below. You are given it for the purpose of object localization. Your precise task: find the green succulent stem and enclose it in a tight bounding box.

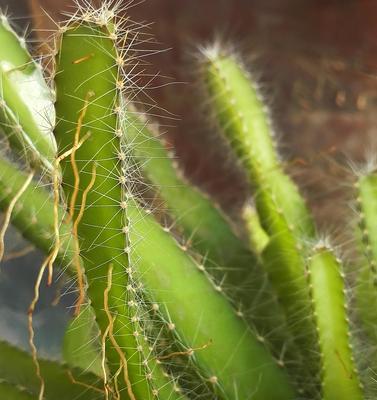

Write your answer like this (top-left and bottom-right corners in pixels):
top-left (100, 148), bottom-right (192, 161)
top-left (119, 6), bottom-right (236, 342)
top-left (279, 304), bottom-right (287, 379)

top-left (0, 14), bottom-right (56, 172)
top-left (308, 246), bottom-right (363, 400)
top-left (356, 173), bottom-right (377, 343)
top-left (202, 49), bottom-right (319, 387)
top-left (54, 20), bottom-right (167, 398)
top-left (0, 340), bottom-right (103, 400)
top-left (242, 203), bottom-right (269, 256)
top-left (122, 106), bottom-right (289, 357)
top-left (0, 156), bottom-right (72, 266)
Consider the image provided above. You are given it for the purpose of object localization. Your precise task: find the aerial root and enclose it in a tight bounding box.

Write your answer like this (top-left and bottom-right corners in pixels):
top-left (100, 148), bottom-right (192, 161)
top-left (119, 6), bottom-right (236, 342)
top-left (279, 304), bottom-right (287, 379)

top-left (113, 360), bottom-right (123, 400)
top-left (67, 370), bottom-right (105, 394)
top-left (2, 244), bottom-right (35, 262)
top-left (0, 170), bottom-right (34, 262)
top-left (68, 91), bottom-right (94, 224)
top-left (48, 130), bottom-right (91, 287)
top-left (72, 162), bottom-right (97, 316)
top-left (28, 254), bottom-right (52, 400)
top-left (104, 263), bottom-right (136, 400)
top-left (157, 340), bottom-right (212, 361)
top-left (101, 321), bottom-right (111, 400)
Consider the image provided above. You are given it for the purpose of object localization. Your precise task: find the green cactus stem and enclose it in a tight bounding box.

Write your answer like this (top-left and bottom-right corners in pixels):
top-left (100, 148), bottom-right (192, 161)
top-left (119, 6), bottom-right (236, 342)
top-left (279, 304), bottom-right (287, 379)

top-left (0, 340), bottom-right (103, 400)
top-left (355, 173), bottom-right (377, 343)
top-left (0, 156), bottom-right (73, 267)
top-left (122, 106), bottom-right (257, 270)
top-left (201, 47), bottom-right (319, 388)
top-left (126, 196), bottom-right (296, 399)
top-left (242, 203), bottom-right (269, 256)
top-left (308, 245), bottom-right (363, 400)
top-left (0, 14), bottom-right (56, 172)
top-left (0, 381), bottom-right (34, 400)
top-left (51, 7), bottom-right (296, 398)
top-left (122, 105), bottom-right (289, 356)
top-left (0, 152), bottom-right (296, 399)
top-left (53, 17), bottom-right (176, 398)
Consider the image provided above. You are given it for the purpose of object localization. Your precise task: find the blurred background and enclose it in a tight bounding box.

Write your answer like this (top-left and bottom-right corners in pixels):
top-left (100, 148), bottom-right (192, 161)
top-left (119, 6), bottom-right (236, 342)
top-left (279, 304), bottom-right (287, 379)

top-left (0, 0), bottom-right (376, 357)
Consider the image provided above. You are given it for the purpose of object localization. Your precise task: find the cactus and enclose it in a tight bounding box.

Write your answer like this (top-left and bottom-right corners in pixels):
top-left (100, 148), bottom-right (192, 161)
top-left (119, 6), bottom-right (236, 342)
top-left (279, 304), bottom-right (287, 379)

top-left (122, 105), bottom-right (292, 358)
top-left (201, 48), bottom-right (320, 393)
top-left (355, 171), bottom-right (377, 345)
top-left (307, 245), bottom-right (363, 400)
top-left (0, 2), bottom-right (376, 400)
top-left (0, 341), bottom-right (103, 400)
top-left (0, 14), bottom-right (56, 172)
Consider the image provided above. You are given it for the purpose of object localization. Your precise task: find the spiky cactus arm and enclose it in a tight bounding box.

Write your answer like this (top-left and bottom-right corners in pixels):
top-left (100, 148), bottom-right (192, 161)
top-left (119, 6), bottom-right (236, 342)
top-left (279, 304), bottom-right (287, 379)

top-left (201, 48), bottom-right (319, 388)
top-left (0, 14), bottom-right (56, 172)
top-left (0, 156), bottom-right (73, 267)
top-left (0, 341), bottom-right (104, 400)
top-left (355, 173), bottom-right (377, 343)
top-left (308, 246), bottom-right (363, 400)
top-left (0, 155), bottom-right (185, 398)
top-left (122, 105), bottom-right (289, 357)
top-left (53, 16), bottom-right (165, 398)
top-left (126, 199), bottom-right (295, 400)
top-left (201, 48), bottom-right (315, 237)
top-left (122, 106), bottom-right (256, 269)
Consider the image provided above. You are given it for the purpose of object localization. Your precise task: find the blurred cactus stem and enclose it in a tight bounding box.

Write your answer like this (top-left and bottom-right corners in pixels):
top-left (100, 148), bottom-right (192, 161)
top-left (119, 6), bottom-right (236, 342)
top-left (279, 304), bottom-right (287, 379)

top-left (0, 14), bottom-right (56, 173)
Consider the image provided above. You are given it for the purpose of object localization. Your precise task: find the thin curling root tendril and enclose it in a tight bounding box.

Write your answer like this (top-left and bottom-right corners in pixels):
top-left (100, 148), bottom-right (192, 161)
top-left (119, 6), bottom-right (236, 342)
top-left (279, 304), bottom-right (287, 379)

top-left (28, 254), bottom-right (52, 400)
top-left (104, 263), bottom-right (136, 400)
top-left (68, 91), bottom-right (94, 224)
top-left (0, 171), bottom-right (34, 262)
top-left (48, 131), bottom-right (91, 289)
top-left (72, 162), bottom-right (97, 316)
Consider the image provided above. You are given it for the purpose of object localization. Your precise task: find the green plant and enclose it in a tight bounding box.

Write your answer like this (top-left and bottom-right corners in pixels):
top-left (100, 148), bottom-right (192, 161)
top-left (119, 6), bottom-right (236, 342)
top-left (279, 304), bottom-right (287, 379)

top-left (0, 2), bottom-right (375, 400)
